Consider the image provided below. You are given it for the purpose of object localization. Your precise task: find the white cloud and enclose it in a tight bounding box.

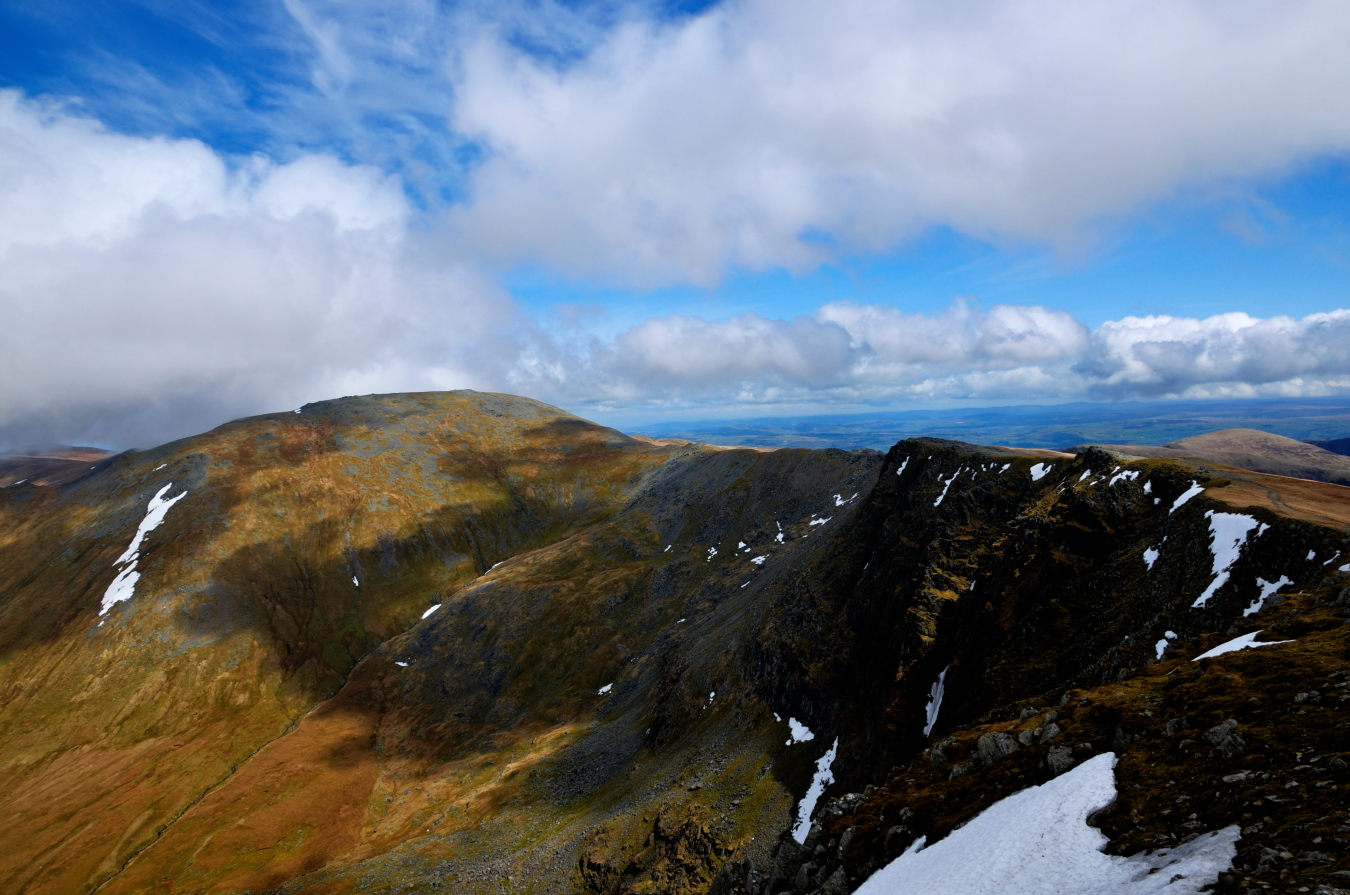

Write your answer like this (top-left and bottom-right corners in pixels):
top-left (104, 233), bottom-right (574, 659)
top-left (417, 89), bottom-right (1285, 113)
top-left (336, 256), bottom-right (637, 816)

top-left (1083, 310), bottom-right (1350, 397)
top-left (0, 91), bottom-right (511, 448)
top-left (451, 0), bottom-right (1350, 283)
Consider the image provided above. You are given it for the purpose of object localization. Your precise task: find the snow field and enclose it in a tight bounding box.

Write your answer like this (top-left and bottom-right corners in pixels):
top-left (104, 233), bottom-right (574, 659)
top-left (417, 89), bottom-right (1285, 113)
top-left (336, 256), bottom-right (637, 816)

top-left (855, 753), bottom-right (1239, 895)
top-left (1192, 511), bottom-right (1264, 608)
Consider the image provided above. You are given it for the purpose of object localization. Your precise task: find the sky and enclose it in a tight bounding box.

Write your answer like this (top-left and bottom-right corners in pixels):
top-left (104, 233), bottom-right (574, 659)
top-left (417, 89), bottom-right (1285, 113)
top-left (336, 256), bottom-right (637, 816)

top-left (2, 0), bottom-right (1350, 449)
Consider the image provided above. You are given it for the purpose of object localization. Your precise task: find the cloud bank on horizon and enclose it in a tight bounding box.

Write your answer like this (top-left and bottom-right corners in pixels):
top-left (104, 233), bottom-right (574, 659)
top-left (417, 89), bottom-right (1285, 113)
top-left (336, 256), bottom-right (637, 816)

top-left (2, 0), bottom-right (1350, 447)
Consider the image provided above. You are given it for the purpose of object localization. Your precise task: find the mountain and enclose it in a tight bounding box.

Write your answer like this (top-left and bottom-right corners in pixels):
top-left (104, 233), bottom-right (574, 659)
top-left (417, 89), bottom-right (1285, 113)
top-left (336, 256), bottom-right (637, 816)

top-left (1, 393), bottom-right (1348, 895)
top-left (1075, 427), bottom-right (1350, 486)
top-left (1308, 437), bottom-right (1350, 457)
top-left (0, 445), bottom-right (116, 487)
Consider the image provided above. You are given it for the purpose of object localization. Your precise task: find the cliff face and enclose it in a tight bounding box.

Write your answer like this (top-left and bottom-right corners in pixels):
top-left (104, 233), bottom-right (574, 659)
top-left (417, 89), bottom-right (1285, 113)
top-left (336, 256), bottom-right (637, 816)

top-left (1, 395), bottom-right (1346, 895)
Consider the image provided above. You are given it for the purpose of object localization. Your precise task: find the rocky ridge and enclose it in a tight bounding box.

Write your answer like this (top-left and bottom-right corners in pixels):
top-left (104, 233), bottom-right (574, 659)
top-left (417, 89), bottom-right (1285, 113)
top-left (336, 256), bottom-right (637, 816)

top-left (0, 393), bottom-right (1346, 894)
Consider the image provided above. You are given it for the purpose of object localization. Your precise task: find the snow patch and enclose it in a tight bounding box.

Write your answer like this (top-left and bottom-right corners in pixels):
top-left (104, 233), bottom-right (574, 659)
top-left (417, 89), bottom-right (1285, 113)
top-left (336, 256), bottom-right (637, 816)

top-left (809, 516), bottom-right (831, 526)
top-left (738, 541), bottom-right (747, 549)
top-left (706, 546), bottom-right (718, 561)
top-left (1170, 481), bottom-right (1204, 514)
top-left (1143, 480), bottom-right (1152, 494)
top-left (999, 463), bottom-right (1010, 473)
top-left (153, 464), bottom-right (167, 471)
top-left (1109, 469), bottom-right (1140, 486)
top-left (786, 718), bottom-right (815, 745)
top-left (1194, 631), bottom-right (1292, 660)
top-left (1244, 576), bottom-right (1291, 617)
top-left (1306, 550), bottom-right (1316, 561)
top-left (934, 469), bottom-right (962, 506)
top-left (1155, 630), bottom-right (1177, 660)
top-left (855, 753), bottom-right (1238, 895)
top-left (395, 661), bottom-right (408, 667)
top-left (896, 457), bottom-right (909, 476)
top-left (791, 738), bottom-right (839, 843)
top-left (664, 544), bottom-right (671, 552)
top-left (99, 483), bottom-right (189, 617)
top-left (1029, 462), bottom-right (1052, 482)
top-left (750, 555), bottom-right (766, 565)
top-left (1143, 547), bottom-right (1160, 570)
top-left (352, 576), bottom-right (359, 586)
top-left (421, 603), bottom-right (442, 619)
top-left (1077, 470), bottom-right (1092, 483)
top-left (922, 666), bottom-right (948, 738)
top-left (1192, 511), bottom-right (1262, 608)
top-left (598, 683), bottom-right (613, 695)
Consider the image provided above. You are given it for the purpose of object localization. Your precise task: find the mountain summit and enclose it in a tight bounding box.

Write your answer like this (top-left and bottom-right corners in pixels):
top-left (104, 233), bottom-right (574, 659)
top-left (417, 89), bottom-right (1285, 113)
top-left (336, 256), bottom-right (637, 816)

top-left (1, 393), bottom-right (1347, 894)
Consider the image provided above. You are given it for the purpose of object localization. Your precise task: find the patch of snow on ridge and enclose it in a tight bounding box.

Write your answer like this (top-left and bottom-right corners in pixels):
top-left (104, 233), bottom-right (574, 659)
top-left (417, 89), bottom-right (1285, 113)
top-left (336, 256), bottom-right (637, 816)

top-left (999, 463), bottom-right (1010, 473)
top-left (1306, 550), bottom-right (1315, 561)
top-left (395, 661), bottom-right (408, 667)
top-left (934, 469), bottom-right (962, 506)
top-left (896, 457), bottom-right (909, 476)
top-left (923, 666), bottom-right (948, 737)
top-left (1170, 481), bottom-right (1204, 514)
top-left (421, 604), bottom-right (442, 619)
top-left (809, 516), bottom-right (831, 526)
top-left (1110, 469), bottom-right (1140, 486)
top-left (1244, 576), bottom-right (1291, 617)
top-left (99, 483), bottom-right (189, 617)
top-left (1193, 511), bottom-right (1262, 608)
top-left (1029, 462), bottom-right (1051, 481)
top-left (1078, 470), bottom-right (1092, 483)
top-left (791, 738), bottom-right (838, 843)
top-left (1155, 630), bottom-right (1177, 660)
top-left (834, 493), bottom-right (857, 506)
top-left (1143, 547), bottom-right (1160, 570)
top-left (786, 718), bottom-right (814, 745)
top-left (750, 555), bottom-right (766, 565)
top-left (1143, 480), bottom-right (1152, 494)
top-left (1194, 631), bottom-right (1292, 660)
top-left (854, 753), bottom-right (1239, 895)
top-left (598, 683), bottom-right (613, 695)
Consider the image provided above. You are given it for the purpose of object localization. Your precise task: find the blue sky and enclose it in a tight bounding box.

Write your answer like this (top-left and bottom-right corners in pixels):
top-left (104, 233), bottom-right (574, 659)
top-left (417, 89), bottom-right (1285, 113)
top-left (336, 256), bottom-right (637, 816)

top-left (2, 0), bottom-right (1350, 446)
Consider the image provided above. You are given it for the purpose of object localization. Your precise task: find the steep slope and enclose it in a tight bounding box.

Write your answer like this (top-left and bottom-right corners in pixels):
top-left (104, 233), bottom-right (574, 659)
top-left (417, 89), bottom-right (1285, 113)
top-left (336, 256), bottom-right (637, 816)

top-left (0, 392), bottom-right (677, 894)
top-left (2, 398), bottom-right (1348, 895)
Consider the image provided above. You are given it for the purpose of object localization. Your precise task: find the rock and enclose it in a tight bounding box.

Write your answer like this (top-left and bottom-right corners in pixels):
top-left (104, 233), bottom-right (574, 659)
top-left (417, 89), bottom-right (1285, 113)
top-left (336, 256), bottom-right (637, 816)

top-left (1222, 770), bottom-right (1252, 783)
top-left (1019, 707), bottom-right (1039, 720)
top-left (837, 827), bottom-right (854, 855)
top-left (1039, 722), bottom-right (1062, 743)
top-left (1203, 719), bottom-right (1248, 758)
top-left (927, 746), bottom-right (948, 768)
top-left (884, 825), bottom-right (911, 857)
top-left (821, 867), bottom-right (849, 894)
top-left (1018, 729), bottom-right (1036, 746)
top-left (1298, 851), bottom-right (1333, 865)
top-left (976, 731), bottom-right (1020, 764)
top-left (1047, 745), bottom-right (1075, 775)
top-left (949, 761), bottom-right (973, 779)
top-left (793, 862), bottom-right (815, 892)
top-left (1164, 717), bottom-right (1189, 737)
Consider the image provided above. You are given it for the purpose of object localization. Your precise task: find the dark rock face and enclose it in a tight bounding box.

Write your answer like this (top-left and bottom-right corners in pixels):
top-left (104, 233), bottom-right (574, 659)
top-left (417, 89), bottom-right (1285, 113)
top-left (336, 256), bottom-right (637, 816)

top-left (3, 399), bottom-right (1349, 895)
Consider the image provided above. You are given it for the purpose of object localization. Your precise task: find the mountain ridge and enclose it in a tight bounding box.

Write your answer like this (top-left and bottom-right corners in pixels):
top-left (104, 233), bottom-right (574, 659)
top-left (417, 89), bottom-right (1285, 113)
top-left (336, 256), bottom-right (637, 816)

top-left (1, 392), bottom-right (1347, 894)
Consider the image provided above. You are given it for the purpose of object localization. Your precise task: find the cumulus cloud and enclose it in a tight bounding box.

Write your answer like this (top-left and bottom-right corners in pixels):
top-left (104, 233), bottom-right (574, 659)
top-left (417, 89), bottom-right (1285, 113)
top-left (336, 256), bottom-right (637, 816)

top-left (1084, 311), bottom-right (1350, 398)
top-left (504, 304), bottom-right (1350, 416)
top-left (0, 92), bottom-right (511, 449)
top-left (451, 0), bottom-right (1350, 283)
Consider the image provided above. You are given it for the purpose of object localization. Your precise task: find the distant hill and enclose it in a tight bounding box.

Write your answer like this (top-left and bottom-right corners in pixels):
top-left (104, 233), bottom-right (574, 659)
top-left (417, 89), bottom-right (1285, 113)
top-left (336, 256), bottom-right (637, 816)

top-left (1073, 427), bottom-right (1350, 485)
top-left (0, 445), bottom-right (115, 487)
top-left (1307, 436), bottom-right (1350, 456)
